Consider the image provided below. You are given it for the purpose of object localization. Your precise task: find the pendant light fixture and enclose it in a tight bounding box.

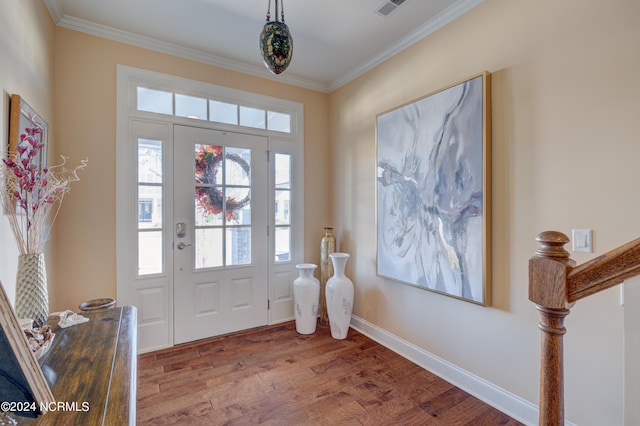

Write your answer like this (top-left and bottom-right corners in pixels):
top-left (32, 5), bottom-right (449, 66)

top-left (259, 0), bottom-right (293, 75)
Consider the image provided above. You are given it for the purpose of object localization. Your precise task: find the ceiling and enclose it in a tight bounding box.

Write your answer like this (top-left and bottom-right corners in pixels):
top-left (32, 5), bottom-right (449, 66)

top-left (44, 0), bottom-right (483, 93)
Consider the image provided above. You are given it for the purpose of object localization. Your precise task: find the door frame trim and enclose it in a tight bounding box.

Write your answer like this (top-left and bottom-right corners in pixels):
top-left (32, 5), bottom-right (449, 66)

top-left (116, 65), bottom-right (304, 353)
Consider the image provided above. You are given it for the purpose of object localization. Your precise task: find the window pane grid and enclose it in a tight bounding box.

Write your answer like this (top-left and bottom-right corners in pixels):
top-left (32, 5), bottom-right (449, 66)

top-left (267, 110), bottom-right (291, 133)
top-left (138, 185), bottom-right (163, 230)
top-left (137, 138), bottom-right (164, 276)
top-left (137, 87), bottom-right (173, 115)
top-left (137, 85), bottom-right (291, 134)
top-left (274, 153), bottom-right (291, 262)
top-left (175, 93), bottom-right (207, 120)
top-left (210, 100), bottom-right (238, 125)
top-left (194, 144), bottom-right (252, 269)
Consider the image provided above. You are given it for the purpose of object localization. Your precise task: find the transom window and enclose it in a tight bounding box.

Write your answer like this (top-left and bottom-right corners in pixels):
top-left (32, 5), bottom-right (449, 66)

top-left (136, 86), bottom-right (291, 133)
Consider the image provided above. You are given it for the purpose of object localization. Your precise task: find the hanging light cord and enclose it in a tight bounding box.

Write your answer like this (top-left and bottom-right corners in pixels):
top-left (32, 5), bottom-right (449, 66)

top-left (265, 0), bottom-right (285, 23)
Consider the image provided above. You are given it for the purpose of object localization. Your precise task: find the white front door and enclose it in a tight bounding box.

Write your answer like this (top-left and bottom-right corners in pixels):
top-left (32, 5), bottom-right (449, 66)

top-left (173, 125), bottom-right (268, 344)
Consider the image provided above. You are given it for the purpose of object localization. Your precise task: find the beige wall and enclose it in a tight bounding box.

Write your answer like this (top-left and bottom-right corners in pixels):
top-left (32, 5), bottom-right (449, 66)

top-left (4, 0), bottom-right (639, 424)
top-left (0, 0), bottom-right (55, 303)
top-left (328, 0), bottom-right (640, 424)
top-left (51, 28), bottom-right (330, 312)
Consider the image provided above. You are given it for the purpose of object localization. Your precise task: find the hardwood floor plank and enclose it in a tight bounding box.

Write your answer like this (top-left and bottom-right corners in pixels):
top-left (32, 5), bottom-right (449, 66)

top-left (418, 386), bottom-right (471, 418)
top-left (137, 321), bottom-right (524, 425)
top-left (142, 401), bottom-right (215, 426)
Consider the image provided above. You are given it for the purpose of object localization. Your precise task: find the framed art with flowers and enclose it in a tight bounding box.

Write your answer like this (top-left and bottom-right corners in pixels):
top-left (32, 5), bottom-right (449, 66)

top-left (9, 94), bottom-right (48, 170)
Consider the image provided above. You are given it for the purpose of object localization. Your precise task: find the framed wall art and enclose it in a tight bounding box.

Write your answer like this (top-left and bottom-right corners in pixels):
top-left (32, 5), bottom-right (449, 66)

top-left (9, 94), bottom-right (48, 167)
top-left (376, 72), bottom-right (491, 305)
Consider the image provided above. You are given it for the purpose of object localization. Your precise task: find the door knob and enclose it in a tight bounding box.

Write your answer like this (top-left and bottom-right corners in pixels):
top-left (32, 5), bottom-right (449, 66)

top-left (176, 242), bottom-right (192, 250)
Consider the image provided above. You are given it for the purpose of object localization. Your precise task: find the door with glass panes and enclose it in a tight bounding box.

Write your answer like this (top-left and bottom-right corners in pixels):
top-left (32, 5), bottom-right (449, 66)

top-left (173, 125), bottom-right (268, 344)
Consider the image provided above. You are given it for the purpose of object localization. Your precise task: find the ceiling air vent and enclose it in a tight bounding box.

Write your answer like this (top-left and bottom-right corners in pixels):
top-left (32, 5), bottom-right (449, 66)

top-left (376, 0), bottom-right (407, 17)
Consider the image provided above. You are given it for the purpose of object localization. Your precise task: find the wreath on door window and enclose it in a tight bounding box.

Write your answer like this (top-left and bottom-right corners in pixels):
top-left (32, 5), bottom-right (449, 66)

top-left (194, 145), bottom-right (250, 222)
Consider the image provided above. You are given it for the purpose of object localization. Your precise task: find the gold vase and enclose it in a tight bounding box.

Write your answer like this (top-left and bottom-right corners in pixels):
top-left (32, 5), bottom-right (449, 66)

top-left (15, 253), bottom-right (49, 328)
top-left (319, 227), bottom-right (336, 325)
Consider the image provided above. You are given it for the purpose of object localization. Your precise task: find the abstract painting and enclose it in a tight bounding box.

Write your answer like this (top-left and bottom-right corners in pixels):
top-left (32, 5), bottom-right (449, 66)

top-left (376, 72), bottom-right (491, 305)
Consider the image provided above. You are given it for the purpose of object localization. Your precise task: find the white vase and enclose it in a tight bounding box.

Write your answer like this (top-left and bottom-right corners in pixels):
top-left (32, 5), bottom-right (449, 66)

top-left (326, 253), bottom-right (354, 340)
top-left (293, 263), bottom-right (320, 334)
top-left (15, 253), bottom-right (49, 328)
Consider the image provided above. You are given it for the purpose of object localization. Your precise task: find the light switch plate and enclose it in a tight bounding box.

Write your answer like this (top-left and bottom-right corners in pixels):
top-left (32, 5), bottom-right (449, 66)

top-left (572, 229), bottom-right (593, 253)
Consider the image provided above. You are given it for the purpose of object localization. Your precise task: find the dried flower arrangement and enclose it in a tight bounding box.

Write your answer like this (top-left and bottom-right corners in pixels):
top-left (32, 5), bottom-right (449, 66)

top-left (1, 127), bottom-right (87, 254)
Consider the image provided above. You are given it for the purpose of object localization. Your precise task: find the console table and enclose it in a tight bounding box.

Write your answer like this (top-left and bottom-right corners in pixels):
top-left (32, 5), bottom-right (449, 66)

top-left (21, 306), bottom-right (137, 425)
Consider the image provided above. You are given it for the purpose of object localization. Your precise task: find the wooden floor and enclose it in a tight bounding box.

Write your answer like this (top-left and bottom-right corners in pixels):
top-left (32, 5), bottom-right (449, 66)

top-left (137, 321), bottom-right (523, 425)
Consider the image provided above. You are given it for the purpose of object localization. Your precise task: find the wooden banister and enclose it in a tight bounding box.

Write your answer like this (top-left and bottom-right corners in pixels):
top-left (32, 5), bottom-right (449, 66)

top-left (568, 236), bottom-right (640, 302)
top-left (529, 231), bottom-right (640, 426)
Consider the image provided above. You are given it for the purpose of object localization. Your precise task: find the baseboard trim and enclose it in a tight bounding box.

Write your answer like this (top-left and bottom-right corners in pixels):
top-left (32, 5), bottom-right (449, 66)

top-left (350, 315), bottom-right (540, 426)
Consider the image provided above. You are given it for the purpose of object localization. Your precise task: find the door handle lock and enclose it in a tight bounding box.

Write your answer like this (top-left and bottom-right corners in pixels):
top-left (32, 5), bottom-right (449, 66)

top-left (176, 242), bottom-right (192, 250)
top-left (176, 222), bottom-right (186, 238)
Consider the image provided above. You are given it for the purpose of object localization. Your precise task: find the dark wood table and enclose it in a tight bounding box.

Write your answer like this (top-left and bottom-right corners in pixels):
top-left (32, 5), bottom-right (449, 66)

top-left (20, 306), bottom-right (137, 425)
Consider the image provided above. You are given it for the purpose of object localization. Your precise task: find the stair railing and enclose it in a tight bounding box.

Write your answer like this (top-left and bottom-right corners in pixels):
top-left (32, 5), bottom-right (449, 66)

top-left (529, 231), bottom-right (640, 426)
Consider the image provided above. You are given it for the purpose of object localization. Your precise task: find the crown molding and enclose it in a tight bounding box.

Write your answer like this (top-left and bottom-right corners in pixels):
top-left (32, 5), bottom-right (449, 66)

top-left (49, 13), bottom-right (329, 93)
top-left (327, 0), bottom-right (485, 92)
top-left (45, 0), bottom-right (483, 94)
top-left (43, 0), bottom-right (64, 23)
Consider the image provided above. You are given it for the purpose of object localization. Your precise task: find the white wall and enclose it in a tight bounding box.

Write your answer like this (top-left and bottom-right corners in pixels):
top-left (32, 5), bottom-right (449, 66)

top-left (625, 276), bottom-right (640, 424)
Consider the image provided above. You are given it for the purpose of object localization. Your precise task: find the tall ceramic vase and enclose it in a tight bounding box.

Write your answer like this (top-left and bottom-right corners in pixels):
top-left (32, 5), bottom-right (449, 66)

top-left (325, 253), bottom-right (353, 340)
top-left (293, 263), bottom-right (320, 334)
top-left (15, 253), bottom-right (49, 327)
top-left (319, 227), bottom-right (336, 325)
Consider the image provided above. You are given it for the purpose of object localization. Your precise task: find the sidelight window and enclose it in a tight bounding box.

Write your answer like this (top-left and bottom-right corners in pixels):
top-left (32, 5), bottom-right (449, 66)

top-left (274, 153), bottom-right (291, 262)
top-left (137, 138), bottom-right (164, 275)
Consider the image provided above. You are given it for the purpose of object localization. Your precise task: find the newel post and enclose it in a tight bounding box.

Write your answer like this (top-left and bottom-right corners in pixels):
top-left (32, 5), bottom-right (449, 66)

top-left (529, 231), bottom-right (575, 426)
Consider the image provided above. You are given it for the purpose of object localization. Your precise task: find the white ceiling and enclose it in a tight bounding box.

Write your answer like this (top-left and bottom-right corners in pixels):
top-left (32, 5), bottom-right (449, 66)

top-left (44, 0), bottom-right (483, 93)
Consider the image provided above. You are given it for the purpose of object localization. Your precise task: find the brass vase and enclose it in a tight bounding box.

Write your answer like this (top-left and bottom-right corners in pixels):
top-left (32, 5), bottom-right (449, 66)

top-left (15, 253), bottom-right (49, 327)
top-left (319, 227), bottom-right (336, 325)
